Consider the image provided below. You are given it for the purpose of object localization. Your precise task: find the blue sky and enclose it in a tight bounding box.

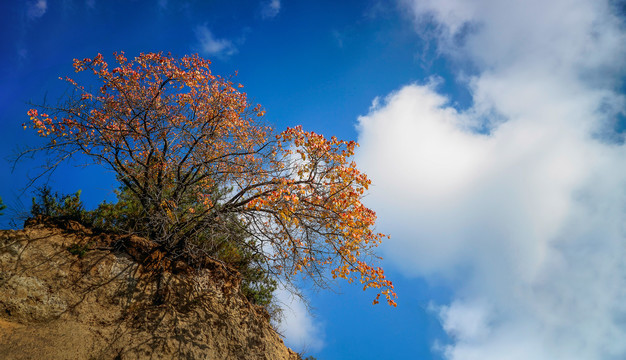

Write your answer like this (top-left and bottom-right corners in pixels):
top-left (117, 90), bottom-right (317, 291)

top-left (2, 1), bottom-right (626, 359)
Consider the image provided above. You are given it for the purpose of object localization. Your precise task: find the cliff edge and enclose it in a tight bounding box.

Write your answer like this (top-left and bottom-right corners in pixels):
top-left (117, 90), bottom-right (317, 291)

top-left (0, 218), bottom-right (298, 359)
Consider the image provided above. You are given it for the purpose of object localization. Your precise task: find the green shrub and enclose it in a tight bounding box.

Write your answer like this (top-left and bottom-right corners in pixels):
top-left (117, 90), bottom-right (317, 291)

top-left (29, 185), bottom-right (280, 311)
top-left (67, 242), bottom-right (92, 258)
top-left (83, 184), bottom-right (145, 235)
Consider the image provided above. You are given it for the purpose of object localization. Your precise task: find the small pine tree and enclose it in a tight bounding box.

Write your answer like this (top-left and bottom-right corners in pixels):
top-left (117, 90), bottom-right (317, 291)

top-left (30, 186), bottom-right (84, 221)
top-left (0, 197), bottom-right (6, 216)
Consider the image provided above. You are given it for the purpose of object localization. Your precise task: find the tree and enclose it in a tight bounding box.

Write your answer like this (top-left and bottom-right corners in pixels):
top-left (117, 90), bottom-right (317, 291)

top-left (29, 186), bottom-right (84, 221)
top-left (23, 52), bottom-right (396, 306)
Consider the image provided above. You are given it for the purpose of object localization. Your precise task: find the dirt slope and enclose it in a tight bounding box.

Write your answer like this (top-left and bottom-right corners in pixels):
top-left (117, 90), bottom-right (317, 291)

top-left (0, 219), bottom-right (298, 360)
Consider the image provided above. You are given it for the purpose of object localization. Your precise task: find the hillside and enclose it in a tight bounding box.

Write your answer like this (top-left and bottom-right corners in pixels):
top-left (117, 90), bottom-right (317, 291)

top-left (0, 217), bottom-right (298, 359)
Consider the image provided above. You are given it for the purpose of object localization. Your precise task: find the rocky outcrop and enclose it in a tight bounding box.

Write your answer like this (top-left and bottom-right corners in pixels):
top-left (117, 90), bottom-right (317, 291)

top-left (0, 219), bottom-right (298, 360)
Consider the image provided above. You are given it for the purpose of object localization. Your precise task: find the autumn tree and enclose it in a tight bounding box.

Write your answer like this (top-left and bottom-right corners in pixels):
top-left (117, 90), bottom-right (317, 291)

top-left (23, 52), bottom-right (396, 306)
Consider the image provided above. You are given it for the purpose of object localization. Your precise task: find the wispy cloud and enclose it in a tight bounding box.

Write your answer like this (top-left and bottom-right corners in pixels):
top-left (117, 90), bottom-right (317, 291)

top-left (194, 24), bottom-right (238, 58)
top-left (27, 0), bottom-right (47, 20)
top-left (332, 30), bottom-right (345, 48)
top-left (357, 0), bottom-right (626, 359)
top-left (273, 287), bottom-right (324, 352)
top-left (261, 0), bottom-right (281, 19)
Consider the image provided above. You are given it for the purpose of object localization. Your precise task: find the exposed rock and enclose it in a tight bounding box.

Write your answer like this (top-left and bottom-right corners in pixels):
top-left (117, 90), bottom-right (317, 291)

top-left (0, 219), bottom-right (298, 360)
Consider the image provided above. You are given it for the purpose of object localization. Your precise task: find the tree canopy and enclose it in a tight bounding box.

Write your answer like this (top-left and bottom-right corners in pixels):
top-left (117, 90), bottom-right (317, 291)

top-left (24, 52), bottom-right (396, 306)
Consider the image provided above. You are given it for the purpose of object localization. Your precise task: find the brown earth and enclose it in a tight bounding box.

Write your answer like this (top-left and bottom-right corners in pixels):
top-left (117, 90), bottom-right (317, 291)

top-left (0, 218), bottom-right (298, 360)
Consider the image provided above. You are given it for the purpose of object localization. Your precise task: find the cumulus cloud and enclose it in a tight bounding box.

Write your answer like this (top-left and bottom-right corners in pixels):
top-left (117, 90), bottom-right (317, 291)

top-left (261, 0), bottom-right (281, 19)
top-left (273, 287), bottom-right (324, 352)
top-left (27, 0), bottom-right (47, 20)
top-left (356, 0), bottom-right (626, 359)
top-left (194, 25), bottom-right (238, 58)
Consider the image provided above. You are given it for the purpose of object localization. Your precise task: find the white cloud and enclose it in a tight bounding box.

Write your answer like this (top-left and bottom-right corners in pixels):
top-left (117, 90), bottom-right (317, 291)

top-left (194, 25), bottom-right (238, 58)
top-left (273, 287), bottom-right (324, 352)
top-left (261, 0), bottom-right (281, 19)
top-left (357, 0), bottom-right (626, 359)
top-left (27, 0), bottom-right (47, 20)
